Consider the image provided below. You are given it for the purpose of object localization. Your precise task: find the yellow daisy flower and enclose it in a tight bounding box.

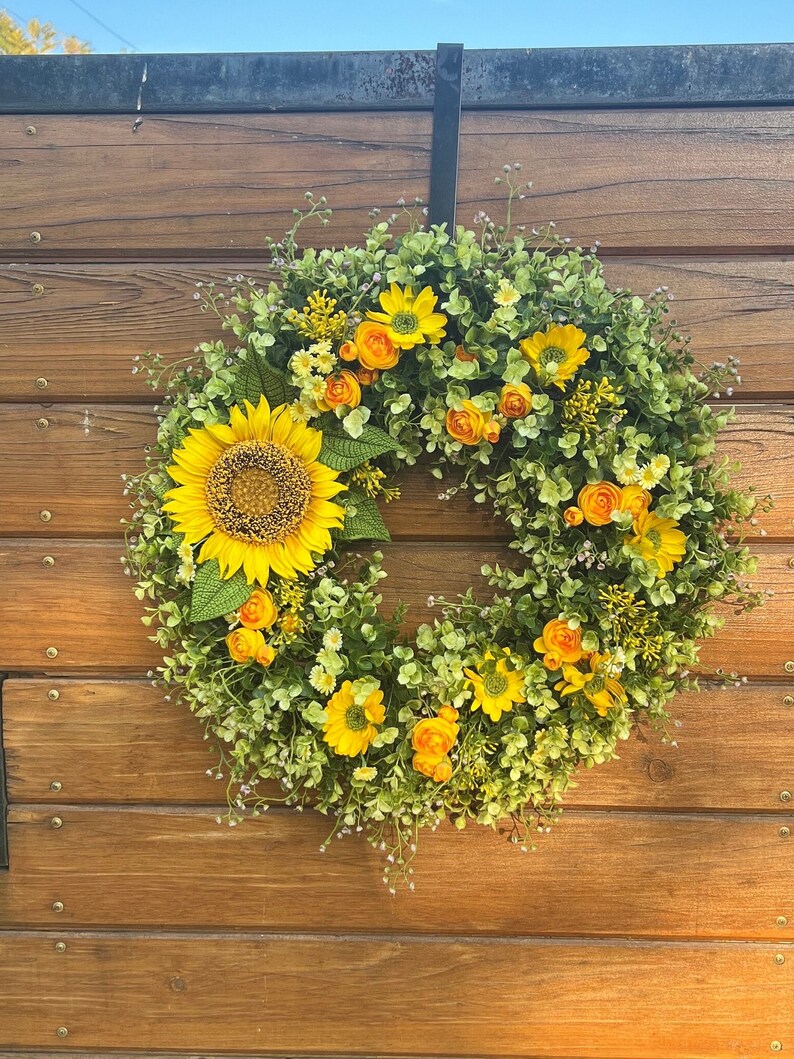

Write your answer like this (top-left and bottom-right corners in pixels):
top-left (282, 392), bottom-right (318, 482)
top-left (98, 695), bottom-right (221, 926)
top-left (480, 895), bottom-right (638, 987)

top-left (626, 510), bottom-right (687, 579)
top-left (463, 649), bottom-right (526, 722)
top-left (323, 679), bottom-right (385, 757)
top-left (366, 283), bottom-right (447, 350)
top-left (163, 396), bottom-right (345, 587)
top-left (493, 278), bottom-right (521, 307)
top-left (519, 323), bottom-right (590, 391)
top-left (555, 653), bottom-right (627, 717)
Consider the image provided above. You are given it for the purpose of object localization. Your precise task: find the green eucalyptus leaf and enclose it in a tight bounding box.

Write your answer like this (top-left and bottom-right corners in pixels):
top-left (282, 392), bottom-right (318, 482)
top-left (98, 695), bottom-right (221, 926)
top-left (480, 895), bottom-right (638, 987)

top-left (190, 559), bottom-right (251, 623)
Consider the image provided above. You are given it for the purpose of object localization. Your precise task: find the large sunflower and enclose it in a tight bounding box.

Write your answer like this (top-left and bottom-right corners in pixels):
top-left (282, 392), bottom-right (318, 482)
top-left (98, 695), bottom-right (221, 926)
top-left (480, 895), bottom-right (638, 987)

top-left (163, 397), bottom-right (345, 586)
top-left (463, 649), bottom-right (527, 722)
top-left (519, 323), bottom-right (590, 391)
top-left (366, 283), bottom-right (447, 350)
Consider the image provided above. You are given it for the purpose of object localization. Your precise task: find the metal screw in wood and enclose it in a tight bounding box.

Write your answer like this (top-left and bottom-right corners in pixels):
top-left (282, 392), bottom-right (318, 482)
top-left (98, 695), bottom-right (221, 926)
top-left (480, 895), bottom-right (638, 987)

top-left (35, 376), bottom-right (48, 389)
top-left (785, 662), bottom-right (794, 674)
top-left (32, 282), bottom-right (44, 295)
top-left (51, 901), bottom-right (64, 913)
top-left (47, 688), bottom-right (59, 700)
top-left (781, 791), bottom-right (792, 803)
top-left (784, 696), bottom-right (794, 707)
top-left (775, 954), bottom-right (786, 964)
top-left (781, 827), bottom-right (791, 838)
top-left (777, 916), bottom-right (789, 927)
top-left (36, 417), bottom-right (49, 429)
top-left (50, 817), bottom-right (63, 829)
top-left (25, 125), bottom-right (36, 135)
top-left (29, 231), bottom-right (41, 243)
top-left (45, 646), bottom-right (58, 659)
top-left (54, 942), bottom-right (67, 953)
top-left (770, 1044), bottom-right (782, 1053)
top-left (39, 509), bottom-right (52, 522)
top-left (56, 1027), bottom-right (68, 1039)
top-left (789, 558), bottom-right (794, 569)
top-left (42, 555), bottom-right (55, 568)
top-left (50, 780), bottom-right (62, 792)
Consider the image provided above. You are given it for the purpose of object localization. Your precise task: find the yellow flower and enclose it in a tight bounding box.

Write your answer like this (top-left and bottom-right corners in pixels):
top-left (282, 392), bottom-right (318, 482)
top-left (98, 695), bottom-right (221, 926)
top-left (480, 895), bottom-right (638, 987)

top-left (446, 400), bottom-right (487, 445)
top-left (238, 588), bottom-right (278, 630)
top-left (163, 396), bottom-right (345, 587)
top-left (323, 679), bottom-right (386, 757)
top-left (288, 289), bottom-right (347, 341)
top-left (352, 765), bottom-right (377, 782)
top-left (497, 382), bottom-right (533, 419)
top-left (578, 481), bottom-right (623, 526)
top-left (638, 464), bottom-right (662, 490)
top-left (463, 650), bottom-right (526, 722)
top-left (563, 506), bottom-right (584, 527)
top-left (519, 324), bottom-right (589, 391)
top-left (555, 652), bottom-right (626, 717)
top-left (620, 485), bottom-right (652, 519)
top-left (626, 510), bottom-right (687, 579)
top-left (226, 628), bottom-right (275, 667)
top-left (493, 278), bottom-right (521, 307)
top-left (533, 619), bottom-right (583, 670)
top-left (366, 283), bottom-right (447, 350)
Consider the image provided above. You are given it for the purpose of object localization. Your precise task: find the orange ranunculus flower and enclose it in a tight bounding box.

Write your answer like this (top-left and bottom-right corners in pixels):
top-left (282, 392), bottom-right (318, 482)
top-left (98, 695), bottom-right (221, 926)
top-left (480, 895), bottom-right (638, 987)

top-left (357, 366), bottom-right (380, 386)
top-left (483, 419), bottom-right (501, 444)
top-left (354, 321), bottom-right (400, 370)
top-left (437, 704), bottom-right (459, 723)
top-left (578, 481), bottom-right (623, 526)
top-left (256, 641), bottom-right (276, 667)
top-left (411, 713), bottom-right (459, 759)
top-left (321, 369), bottom-right (361, 410)
top-left (497, 382), bottom-right (533, 418)
top-left (413, 751), bottom-right (453, 782)
top-left (339, 340), bottom-right (358, 362)
top-left (533, 619), bottom-right (583, 666)
top-left (446, 400), bottom-right (487, 445)
top-left (239, 588), bottom-right (278, 630)
top-left (454, 344), bottom-right (478, 362)
top-left (543, 651), bottom-right (562, 671)
top-left (620, 484), bottom-right (652, 519)
top-left (563, 506), bottom-right (584, 527)
top-left (226, 627), bottom-right (266, 664)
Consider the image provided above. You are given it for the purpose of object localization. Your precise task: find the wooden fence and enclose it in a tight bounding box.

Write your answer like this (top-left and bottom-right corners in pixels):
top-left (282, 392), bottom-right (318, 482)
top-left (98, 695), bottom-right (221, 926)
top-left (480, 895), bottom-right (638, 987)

top-left (0, 44), bottom-right (792, 1058)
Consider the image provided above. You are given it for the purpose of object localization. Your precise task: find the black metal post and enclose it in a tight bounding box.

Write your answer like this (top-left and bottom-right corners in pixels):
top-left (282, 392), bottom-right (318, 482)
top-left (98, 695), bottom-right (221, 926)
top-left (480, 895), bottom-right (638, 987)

top-left (0, 678), bottom-right (7, 870)
top-left (428, 43), bottom-right (464, 233)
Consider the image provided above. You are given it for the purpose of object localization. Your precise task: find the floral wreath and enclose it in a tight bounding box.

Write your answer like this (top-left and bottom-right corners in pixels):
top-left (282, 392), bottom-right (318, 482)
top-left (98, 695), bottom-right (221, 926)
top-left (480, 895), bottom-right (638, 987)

top-left (125, 170), bottom-right (766, 889)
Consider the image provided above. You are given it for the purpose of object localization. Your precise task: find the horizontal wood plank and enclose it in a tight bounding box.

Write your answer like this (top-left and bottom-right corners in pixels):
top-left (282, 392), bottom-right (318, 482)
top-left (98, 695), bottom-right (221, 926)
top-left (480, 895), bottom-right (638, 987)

top-left (0, 113), bottom-right (431, 255)
top-left (0, 932), bottom-right (789, 1056)
top-left (1, 258), bottom-right (792, 402)
top-left (458, 109), bottom-right (794, 251)
top-left (0, 404), bottom-right (787, 539)
top-left (3, 806), bottom-right (792, 939)
top-left (0, 541), bottom-right (789, 675)
top-left (4, 679), bottom-right (792, 812)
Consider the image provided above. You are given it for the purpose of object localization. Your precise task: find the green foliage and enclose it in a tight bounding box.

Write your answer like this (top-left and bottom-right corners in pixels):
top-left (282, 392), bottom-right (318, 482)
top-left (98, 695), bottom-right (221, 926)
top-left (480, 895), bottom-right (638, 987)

top-left (123, 175), bottom-right (767, 889)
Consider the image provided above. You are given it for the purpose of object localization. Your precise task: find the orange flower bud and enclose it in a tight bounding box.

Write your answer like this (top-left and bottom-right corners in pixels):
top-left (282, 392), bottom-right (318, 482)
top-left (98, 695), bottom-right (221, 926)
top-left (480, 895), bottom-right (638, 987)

top-left (432, 756), bottom-right (453, 782)
top-left (356, 366), bottom-right (380, 386)
top-left (412, 751), bottom-right (453, 782)
top-left (445, 400), bottom-right (487, 445)
top-left (578, 481), bottom-right (623, 526)
top-left (483, 419), bottom-right (501, 444)
top-left (239, 588), bottom-right (278, 630)
top-left (620, 484), bottom-right (652, 518)
top-left (437, 704), bottom-right (459, 723)
top-left (339, 340), bottom-right (359, 362)
top-left (563, 506), bottom-right (584, 527)
top-left (454, 344), bottom-right (477, 362)
top-left (497, 382), bottom-right (533, 418)
top-left (543, 651), bottom-right (562, 671)
top-left (354, 321), bottom-right (399, 370)
top-left (256, 642), bottom-right (277, 667)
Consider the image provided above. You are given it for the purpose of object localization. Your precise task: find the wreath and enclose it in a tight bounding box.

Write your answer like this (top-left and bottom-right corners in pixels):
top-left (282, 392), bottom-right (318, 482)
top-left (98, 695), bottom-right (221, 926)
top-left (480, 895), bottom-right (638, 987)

top-left (125, 170), bottom-right (766, 889)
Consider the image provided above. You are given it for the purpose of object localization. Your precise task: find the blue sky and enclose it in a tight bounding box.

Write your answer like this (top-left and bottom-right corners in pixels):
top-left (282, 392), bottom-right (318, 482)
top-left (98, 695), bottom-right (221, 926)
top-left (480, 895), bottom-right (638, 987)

top-left (4, 0), bottom-right (792, 52)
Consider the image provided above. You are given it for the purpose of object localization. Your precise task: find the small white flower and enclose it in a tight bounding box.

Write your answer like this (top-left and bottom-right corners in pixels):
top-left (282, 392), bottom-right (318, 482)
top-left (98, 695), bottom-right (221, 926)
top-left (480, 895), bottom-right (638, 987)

top-left (615, 460), bottom-right (640, 485)
top-left (352, 766), bottom-right (377, 782)
top-left (649, 454), bottom-right (671, 477)
top-left (289, 349), bottom-right (315, 378)
top-left (323, 627), bottom-right (343, 651)
top-left (492, 278), bottom-right (521, 307)
top-left (638, 464), bottom-right (660, 490)
top-left (314, 349), bottom-right (337, 375)
top-left (309, 665), bottom-right (336, 694)
top-left (176, 558), bottom-right (196, 585)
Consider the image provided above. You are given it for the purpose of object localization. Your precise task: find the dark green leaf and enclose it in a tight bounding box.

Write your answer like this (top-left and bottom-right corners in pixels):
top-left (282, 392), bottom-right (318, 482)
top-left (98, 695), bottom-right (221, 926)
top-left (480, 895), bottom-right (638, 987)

top-left (190, 559), bottom-right (252, 623)
top-left (319, 424), bottom-right (399, 471)
top-left (339, 486), bottom-right (391, 543)
top-left (233, 352), bottom-right (294, 408)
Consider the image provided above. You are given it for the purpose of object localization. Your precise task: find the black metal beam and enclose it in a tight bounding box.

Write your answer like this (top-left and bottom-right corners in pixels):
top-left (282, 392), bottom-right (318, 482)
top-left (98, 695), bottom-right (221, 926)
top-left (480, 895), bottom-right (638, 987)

top-left (0, 677), bottom-right (7, 871)
top-left (429, 43), bottom-right (463, 233)
top-left (0, 44), bottom-right (792, 114)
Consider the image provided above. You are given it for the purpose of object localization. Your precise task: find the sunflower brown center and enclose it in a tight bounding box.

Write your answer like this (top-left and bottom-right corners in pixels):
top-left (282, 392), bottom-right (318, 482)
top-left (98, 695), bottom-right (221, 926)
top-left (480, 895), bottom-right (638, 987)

top-left (483, 672), bottom-right (508, 697)
top-left (205, 440), bottom-right (312, 544)
top-left (391, 310), bottom-right (419, 334)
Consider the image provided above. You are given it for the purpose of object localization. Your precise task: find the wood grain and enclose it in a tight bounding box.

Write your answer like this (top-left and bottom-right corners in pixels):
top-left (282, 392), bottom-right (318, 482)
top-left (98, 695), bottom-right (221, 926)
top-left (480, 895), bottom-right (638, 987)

top-left (4, 679), bottom-right (792, 812)
top-left (0, 540), bottom-right (788, 675)
top-left (1, 258), bottom-right (792, 402)
top-left (0, 113), bottom-right (431, 255)
top-left (3, 806), bottom-right (792, 939)
top-left (458, 109), bottom-right (794, 251)
top-left (0, 932), bottom-right (789, 1056)
top-left (0, 404), bottom-right (788, 539)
